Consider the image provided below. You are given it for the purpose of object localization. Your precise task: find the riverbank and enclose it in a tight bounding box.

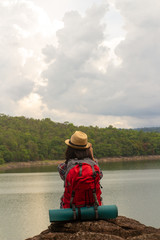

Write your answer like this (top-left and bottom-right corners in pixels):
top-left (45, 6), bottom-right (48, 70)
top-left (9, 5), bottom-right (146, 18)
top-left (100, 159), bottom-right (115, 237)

top-left (99, 155), bottom-right (160, 162)
top-left (1, 155), bottom-right (160, 171)
top-left (0, 160), bottom-right (62, 171)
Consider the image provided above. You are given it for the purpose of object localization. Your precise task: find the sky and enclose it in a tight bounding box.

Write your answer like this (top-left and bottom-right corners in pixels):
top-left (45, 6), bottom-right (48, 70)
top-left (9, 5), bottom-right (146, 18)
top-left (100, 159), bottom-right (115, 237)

top-left (0, 0), bottom-right (160, 128)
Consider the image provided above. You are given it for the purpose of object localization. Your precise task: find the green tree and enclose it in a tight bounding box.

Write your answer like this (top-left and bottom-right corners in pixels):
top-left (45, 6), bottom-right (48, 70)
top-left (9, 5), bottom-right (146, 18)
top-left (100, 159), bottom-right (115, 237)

top-left (0, 152), bottom-right (4, 165)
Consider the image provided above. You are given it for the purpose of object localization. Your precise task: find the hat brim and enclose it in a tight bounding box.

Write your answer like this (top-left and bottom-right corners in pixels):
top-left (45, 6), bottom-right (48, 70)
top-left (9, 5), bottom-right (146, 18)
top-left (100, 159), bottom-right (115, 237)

top-left (65, 139), bottom-right (91, 149)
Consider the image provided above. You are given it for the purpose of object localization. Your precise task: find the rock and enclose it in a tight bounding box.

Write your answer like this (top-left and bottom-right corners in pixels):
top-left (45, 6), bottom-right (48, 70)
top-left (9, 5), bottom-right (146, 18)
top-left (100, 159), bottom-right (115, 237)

top-left (25, 216), bottom-right (160, 240)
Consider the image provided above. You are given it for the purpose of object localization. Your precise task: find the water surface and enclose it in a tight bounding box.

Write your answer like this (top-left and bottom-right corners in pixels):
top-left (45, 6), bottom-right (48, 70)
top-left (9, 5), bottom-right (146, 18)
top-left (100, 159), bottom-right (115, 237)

top-left (0, 160), bottom-right (160, 240)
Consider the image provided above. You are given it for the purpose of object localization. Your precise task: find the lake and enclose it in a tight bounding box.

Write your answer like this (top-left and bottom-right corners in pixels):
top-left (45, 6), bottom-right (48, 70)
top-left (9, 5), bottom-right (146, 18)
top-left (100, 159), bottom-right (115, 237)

top-left (0, 160), bottom-right (160, 240)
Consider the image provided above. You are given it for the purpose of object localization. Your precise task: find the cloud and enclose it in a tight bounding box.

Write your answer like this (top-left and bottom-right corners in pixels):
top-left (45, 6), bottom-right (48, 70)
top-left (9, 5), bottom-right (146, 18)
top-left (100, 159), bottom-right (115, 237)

top-left (40, 3), bottom-right (110, 110)
top-left (1, 0), bottom-right (160, 128)
top-left (109, 0), bottom-right (160, 118)
top-left (39, 0), bottom-right (160, 127)
top-left (0, 0), bottom-right (54, 114)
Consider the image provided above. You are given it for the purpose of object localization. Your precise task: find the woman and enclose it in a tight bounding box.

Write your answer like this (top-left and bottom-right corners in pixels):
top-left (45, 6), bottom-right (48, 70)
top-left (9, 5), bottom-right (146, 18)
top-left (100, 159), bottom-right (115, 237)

top-left (58, 131), bottom-right (103, 208)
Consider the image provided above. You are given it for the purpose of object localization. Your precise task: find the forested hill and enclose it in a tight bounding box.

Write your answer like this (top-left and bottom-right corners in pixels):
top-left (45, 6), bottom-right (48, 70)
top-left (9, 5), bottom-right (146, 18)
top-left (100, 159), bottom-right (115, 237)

top-left (1, 114), bottom-right (160, 164)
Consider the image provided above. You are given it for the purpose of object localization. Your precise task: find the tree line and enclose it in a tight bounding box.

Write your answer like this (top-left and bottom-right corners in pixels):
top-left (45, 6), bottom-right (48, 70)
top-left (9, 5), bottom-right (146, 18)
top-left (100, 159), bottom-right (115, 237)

top-left (1, 114), bottom-right (160, 164)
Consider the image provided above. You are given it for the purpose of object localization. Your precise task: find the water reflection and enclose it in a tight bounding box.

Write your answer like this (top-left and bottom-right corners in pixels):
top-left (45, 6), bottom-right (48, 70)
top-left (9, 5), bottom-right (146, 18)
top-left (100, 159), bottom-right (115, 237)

top-left (0, 172), bottom-right (62, 240)
top-left (101, 169), bottom-right (160, 229)
top-left (1, 159), bottom-right (160, 174)
top-left (0, 165), bottom-right (58, 174)
top-left (99, 159), bottom-right (160, 171)
top-left (0, 161), bottom-right (160, 240)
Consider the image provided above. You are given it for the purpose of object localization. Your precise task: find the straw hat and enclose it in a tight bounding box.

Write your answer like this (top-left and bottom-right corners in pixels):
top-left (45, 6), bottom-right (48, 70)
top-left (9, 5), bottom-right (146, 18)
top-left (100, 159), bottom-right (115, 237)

top-left (65, 131), bottom-right (91, 149)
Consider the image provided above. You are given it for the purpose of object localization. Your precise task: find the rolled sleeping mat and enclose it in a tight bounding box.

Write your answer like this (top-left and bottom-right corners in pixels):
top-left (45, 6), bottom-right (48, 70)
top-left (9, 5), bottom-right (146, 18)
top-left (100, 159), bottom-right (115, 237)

top-left (49, 205), bottom-right (118, 222)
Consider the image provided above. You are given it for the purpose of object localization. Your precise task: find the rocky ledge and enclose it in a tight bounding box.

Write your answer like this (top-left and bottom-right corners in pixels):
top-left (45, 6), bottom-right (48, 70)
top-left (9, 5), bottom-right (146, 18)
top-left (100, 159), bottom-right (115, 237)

top-left (26, 216), bottom-right (160, 240)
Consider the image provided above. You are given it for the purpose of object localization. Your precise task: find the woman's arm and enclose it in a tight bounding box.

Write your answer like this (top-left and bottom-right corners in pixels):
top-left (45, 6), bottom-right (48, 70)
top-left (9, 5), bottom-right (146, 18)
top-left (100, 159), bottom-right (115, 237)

top-left (57, 162), bottom-right (67, 181)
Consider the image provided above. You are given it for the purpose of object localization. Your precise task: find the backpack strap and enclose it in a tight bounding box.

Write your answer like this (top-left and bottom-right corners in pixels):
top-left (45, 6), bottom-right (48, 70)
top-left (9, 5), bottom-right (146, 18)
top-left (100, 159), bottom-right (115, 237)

top-left (92, 189), bottom-right (99, 219)
top-left (70, 191), bottom-right (77, 220)
top-left (92, 189), bottom-right (99, 206)
top-left (94, 204), bottom-right (99, 219)
top-left (72, 204), bottom-right (76, 220)
top-left (78, 162), bottom-right (83, 176)
top-left (70, 190), bottom-right (75, 207)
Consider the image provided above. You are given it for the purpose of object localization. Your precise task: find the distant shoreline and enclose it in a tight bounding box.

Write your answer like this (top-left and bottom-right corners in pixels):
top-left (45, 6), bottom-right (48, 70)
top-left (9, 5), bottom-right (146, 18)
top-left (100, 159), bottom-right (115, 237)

top-left (1, 155), bottom-right (160, 171)
top-left (98, 155), bottom-right (160, 162)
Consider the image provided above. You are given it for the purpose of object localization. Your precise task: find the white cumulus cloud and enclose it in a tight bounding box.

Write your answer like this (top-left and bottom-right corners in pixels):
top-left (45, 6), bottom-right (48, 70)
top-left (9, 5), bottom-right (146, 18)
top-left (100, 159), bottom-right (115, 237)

top-left (1, 0), bottom-right (160, 128)
top-left (39, 0), bottom-right (160, 127)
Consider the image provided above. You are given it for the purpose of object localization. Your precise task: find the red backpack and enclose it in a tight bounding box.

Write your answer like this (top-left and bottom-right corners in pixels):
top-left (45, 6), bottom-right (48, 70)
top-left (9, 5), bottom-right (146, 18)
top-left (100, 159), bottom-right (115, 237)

top-left (61, 158), bottom-right (102, 209)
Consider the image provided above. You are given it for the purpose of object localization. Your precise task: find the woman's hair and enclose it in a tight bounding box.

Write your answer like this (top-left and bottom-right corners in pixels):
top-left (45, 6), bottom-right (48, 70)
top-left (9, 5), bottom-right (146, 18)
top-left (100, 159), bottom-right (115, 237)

top-left (65, 146), bottom-right (93, 163)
